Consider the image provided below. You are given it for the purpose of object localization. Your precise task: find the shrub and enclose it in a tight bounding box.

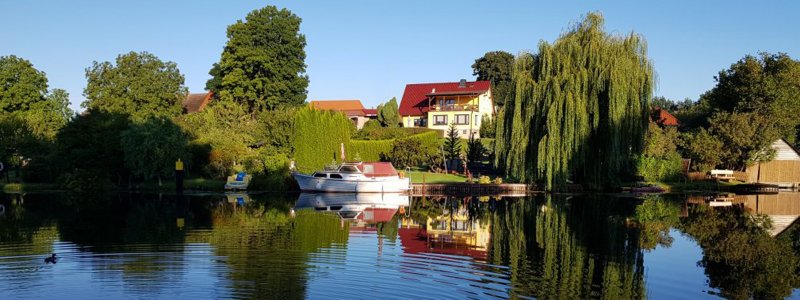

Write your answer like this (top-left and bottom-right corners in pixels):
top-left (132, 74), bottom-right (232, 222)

top-left (478, 175), bottom-right (491, 184)
top-left (636, 152), bottom-right (684, 182)
top-left (390, 138), bottom-right (425, 168)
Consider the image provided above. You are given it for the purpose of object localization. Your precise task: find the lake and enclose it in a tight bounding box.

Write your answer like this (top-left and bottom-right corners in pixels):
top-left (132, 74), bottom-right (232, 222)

top-left (0, 191), bottom-right (799, 299)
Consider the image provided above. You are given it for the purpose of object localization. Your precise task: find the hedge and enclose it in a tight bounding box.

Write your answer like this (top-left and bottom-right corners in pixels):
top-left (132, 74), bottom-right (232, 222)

top-left (347, 130), bottom-right (442, 162)
top-left (292, 108), bottom-right (353, 173)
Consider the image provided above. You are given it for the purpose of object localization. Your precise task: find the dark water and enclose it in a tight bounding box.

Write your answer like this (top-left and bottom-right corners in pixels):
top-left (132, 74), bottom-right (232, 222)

top-left (0, 192), bottom-right (799, 299)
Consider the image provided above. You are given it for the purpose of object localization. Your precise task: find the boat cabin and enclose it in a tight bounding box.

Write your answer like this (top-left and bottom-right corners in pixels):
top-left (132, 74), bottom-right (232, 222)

top-left (311, 162), bottom-right (400, 180)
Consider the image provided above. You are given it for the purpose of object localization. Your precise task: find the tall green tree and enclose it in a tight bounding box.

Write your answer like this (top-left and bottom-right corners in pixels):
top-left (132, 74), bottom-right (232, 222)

top-left (0, 55), bottom-right (49, 114)
top-left (121, 118), bottom-right (188, 185)
top-left (680, 128), bottom-right (723, 172)
top-left (472, 51), bottom-right (514, 107)
top-left (703, 53), bottom-right (800, 147)
top-left (83, 51), bottom-right (187, 120)
top-left (377, 97), bottom-right (400, 127)
top-left (495, 13), bottom-right (653, 190)
top-left (207, 5), bottom-right (309, 112)
top-left (444, 123), bottom-right (462, 160)
top-left (708, 111), bottom-right (779, 170)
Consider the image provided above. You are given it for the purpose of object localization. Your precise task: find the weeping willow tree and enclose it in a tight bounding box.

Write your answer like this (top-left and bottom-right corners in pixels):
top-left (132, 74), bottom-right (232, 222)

top-left (495, 13), bottom-right (653, 190)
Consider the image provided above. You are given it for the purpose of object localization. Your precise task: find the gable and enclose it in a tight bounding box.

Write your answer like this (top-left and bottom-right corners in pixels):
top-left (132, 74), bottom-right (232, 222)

top-left (773, 139), bottom-right (800, 161)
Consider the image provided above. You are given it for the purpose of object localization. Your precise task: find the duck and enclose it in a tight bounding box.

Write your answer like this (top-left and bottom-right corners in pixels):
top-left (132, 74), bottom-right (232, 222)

top-left (44, 253), bottom-right (57, 264)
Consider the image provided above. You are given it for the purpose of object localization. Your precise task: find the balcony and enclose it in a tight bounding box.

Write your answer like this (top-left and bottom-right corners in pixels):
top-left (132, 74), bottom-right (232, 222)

top-left (430, 104), bottom-right (478, 112)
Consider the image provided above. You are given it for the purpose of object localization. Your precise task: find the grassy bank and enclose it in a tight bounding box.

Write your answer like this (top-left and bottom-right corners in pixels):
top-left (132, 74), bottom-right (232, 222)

top-left (654, 180), bottom-right (743, 193)
top-left (409, 171), bottom-right (467, 184)
top-left (2, 183), bottom-right (61, 193)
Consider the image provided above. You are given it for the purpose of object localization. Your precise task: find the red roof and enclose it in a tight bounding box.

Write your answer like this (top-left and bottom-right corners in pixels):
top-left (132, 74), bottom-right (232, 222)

top-left (363, 108), bottom-right (378, 116)
top-left (182, 91), bottom-right (213, 113)
top-left (652, 107), bottom-right (679, 126)
top-left (399, 81), bottom-right (491, 116)
top-left (309, 100), bottom-right (366, 117)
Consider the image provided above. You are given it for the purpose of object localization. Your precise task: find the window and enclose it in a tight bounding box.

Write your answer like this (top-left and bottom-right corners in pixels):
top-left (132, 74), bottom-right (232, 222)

top-left (455, 114), bottom-right (469, 125)
top-left (433, 115), bottom-right (447, 125)
top-left (339, 166), bottom-right (359, 173)
top-left (475, 115), bottom-right (479, 125)
top-left (313, 173), bottom-right (327, 178)
top-left (329, 174), bottom-right (343, 179)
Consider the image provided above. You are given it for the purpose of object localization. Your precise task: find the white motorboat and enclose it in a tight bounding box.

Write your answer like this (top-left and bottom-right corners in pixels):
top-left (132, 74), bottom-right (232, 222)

top-left (293, 162), bottom-right (410, 193)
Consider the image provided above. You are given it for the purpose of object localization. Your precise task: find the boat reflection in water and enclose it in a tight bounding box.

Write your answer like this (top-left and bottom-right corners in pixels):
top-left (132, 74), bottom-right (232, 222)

top-left (294, 192), bottom-right (409, 223)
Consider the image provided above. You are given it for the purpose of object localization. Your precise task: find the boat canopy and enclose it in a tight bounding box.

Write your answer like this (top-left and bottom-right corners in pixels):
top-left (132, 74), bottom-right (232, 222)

top-left (354, 162), bottom-right (398, 177)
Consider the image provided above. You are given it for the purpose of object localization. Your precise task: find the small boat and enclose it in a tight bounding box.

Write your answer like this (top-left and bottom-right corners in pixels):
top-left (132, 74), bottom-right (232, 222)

top-left (293, 162), bottom-right (410, 193)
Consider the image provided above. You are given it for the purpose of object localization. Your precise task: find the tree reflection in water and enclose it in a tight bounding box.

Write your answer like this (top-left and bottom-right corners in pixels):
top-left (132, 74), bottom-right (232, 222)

top-left (680, 204), bottom-right (800, 299)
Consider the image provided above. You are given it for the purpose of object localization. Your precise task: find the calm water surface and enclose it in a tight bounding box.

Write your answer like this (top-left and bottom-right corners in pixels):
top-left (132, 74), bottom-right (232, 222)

top-left (0, 191), bottom-right (799, 299)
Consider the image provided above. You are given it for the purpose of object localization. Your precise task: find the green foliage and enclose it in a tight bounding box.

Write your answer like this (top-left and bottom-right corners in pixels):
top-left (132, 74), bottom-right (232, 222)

top-left (120, 118), bottom-right (188, 181)
top-left (703, 52), bottom-right (800, 146)
top-left (350, 139), bottom-right (393, 162)
top-left (466, 135), bottom-right (486, 167)
top-left (636, 152), bottom-right (683, 182)
top-left (389, 138), bottom-right (424, 168)
top-left (352, 125), bottom-right (431, 140)
top-left (708, 111), bottom-right (778, 170)
top-left (680, 128), bottom-right (723, 172)
top-left (54, 110), bottom-right (131, 184)
top-left (680, 206), bottom-right (800, 299)
top-left (83, 51), bottom-right (186, 120)
top-left (207, 5), bottom-right (308, 112)
top-left (178, 101), bottom-right (259, 178)
top-left (479, 114), bottom-right (495, 138)
top-left (472, 51), bottom-right (514, 107)
top-left (377, 97), bottom-right (400, 127)
top-left (292, 108), bottom-right (353, 173)
top-left (255, 107), bottom-right (296, 154)
top-left (0, 55), bottom-right (49, 114)
top-left (444, 123), bottom-right (462, 160)
top-left (637, 123), bottom-right (683, 182)
top-left (634, 196), bottom-right (680, 250)
top-left (495, 13), bottom-right (653, 190)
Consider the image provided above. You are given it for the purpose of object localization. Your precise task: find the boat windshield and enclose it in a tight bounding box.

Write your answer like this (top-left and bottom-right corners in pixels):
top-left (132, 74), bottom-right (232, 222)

top-left (339, 165), bottom-right (360, 173)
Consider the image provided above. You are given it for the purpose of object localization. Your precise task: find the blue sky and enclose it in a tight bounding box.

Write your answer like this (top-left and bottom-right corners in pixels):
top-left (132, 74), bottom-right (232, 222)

top-left (2, 0), bottom-right (798, 111)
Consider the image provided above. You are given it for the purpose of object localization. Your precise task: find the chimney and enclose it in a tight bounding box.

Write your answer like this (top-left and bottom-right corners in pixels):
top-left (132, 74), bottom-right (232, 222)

top-left (432, 88), bottom-right (436, 93)
top-left (458, 79), bottom-right (467, 88)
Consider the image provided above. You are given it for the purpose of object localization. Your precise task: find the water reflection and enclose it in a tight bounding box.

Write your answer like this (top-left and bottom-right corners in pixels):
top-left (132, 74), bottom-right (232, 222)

top-left (0, 192), bottom-right (798, 299)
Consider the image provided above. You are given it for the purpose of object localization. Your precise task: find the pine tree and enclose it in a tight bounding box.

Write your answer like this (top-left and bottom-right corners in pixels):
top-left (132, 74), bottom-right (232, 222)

top-left (444, 123), bottom-right (462, 160)
top-left (494, 13), bottom-right (654, 190)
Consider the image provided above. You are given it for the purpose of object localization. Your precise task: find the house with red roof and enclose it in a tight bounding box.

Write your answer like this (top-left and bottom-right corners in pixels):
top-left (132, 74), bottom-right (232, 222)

top-left (182, 91), bottom-right (213, 113)
top-left (309, 99), bottom-right (377, 129)
top-left (651, 107), bottom-right (680, 127)
top-left (399, 79), bottom-right (494, 138)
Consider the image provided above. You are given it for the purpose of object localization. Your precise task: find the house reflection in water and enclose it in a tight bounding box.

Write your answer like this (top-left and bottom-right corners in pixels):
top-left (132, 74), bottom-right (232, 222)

top-left (687, 192), bottom-right (800, 236)
top-left (397, 196), bottom-right (507, 261)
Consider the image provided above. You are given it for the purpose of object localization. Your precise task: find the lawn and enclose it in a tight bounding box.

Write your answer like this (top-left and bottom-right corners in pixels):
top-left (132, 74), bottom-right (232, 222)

top-left (408, 171), bottom-right (467, 184)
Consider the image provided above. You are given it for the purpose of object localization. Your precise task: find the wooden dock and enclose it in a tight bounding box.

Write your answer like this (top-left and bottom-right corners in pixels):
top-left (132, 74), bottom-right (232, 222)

top-left (410, 183), bottom-right (531, 196)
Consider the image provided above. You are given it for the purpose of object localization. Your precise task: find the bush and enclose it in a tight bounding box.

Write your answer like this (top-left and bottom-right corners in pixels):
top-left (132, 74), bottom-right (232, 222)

top-left (390, 138), bottom-right (425, 168)
top-left (478, 175), bottom-right (491, 184)
top-left (349, 139), bottom-right (393, 162)
top-left (636, 152), bottom-right (684, 182)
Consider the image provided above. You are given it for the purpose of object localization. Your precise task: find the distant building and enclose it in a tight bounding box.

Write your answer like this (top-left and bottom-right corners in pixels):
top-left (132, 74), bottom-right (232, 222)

top-left (309, 100), bottom-right (374, 129)
top-left (398, 79), bottom-right (494, 138)
top-left (651, 107), bottom-right (680, 127)
top-left (183, 91), bottom-right (213, 113)
top-left (745, 139), bottom-right (800, 188)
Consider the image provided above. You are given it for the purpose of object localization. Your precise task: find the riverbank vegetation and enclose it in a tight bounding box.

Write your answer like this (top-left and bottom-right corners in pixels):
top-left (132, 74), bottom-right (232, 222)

top-left (2, 9), bottom-right (798, 192)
